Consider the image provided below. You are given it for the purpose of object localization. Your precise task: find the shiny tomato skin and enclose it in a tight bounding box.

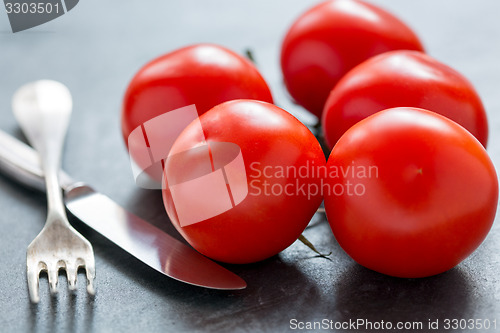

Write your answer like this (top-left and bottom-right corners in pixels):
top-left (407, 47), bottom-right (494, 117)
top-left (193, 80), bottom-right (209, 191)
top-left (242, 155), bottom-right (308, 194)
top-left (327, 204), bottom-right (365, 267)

top-left (122, 44), bottom-right (273, 145)
top-left (162, 100), bottom-right (325, 264)
top-left (322, 50), bottom-right (489, 148)
top-left (324, 107), bottom-right (498, 278)
top-left (280, 0), bottom-right (424, 119)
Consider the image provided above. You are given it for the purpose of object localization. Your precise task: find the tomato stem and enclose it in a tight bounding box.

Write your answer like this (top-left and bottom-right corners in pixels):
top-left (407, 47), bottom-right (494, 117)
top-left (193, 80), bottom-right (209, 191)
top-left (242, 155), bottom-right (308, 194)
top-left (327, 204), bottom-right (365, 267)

top-left (298, 234), bottom-right (332, 259)
top-left (244, 48), bottom-right (256, 64)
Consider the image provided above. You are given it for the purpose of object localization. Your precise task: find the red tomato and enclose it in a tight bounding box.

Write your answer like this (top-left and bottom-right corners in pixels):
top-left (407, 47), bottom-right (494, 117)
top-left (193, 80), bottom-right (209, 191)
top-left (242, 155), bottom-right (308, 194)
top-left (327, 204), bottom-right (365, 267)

top-left (122, 43), bottom-right (273, 146)
top-left (322, 50), bottom-right (489, 148)
top-left (162, 100), bottom-right (325, 264)
top-left (324, 107), bottom-right (498, 278)
top-left (280, 0), bottom-right (424, 119)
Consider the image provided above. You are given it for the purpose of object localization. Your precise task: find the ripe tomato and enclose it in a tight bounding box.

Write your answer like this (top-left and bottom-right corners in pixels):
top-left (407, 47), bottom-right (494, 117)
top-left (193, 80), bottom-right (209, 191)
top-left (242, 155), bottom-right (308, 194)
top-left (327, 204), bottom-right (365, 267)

top-left (280, 0), bottom-right (424, 119)
top-left (122, 43), bottom-right (273, 146)
top-left (322, 50), bottom-right (489, 148)
top-left (324, 107), bottom-right (498, 278)
top-left (162, 100), bottom-right (325, 264)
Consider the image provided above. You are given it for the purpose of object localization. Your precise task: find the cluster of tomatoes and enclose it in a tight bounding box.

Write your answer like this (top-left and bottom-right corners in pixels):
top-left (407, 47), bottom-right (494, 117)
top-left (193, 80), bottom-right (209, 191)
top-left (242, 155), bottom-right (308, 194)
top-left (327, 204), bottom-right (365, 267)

top-left (121, 0), bottom-right (498, 278)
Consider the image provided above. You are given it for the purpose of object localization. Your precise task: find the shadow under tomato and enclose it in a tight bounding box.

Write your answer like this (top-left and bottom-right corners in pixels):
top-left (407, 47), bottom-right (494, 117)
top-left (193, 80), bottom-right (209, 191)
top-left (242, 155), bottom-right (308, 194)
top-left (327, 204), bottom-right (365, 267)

top-left (168, 256), bottom-right (323, 332)
top-left (330, 264), bottom-right (472, 331)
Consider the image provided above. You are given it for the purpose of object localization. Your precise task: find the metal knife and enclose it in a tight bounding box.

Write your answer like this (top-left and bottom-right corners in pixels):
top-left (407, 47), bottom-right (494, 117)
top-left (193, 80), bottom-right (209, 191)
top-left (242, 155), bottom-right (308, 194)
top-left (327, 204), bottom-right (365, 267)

top-left (0, 129), bottom-right (246, 290)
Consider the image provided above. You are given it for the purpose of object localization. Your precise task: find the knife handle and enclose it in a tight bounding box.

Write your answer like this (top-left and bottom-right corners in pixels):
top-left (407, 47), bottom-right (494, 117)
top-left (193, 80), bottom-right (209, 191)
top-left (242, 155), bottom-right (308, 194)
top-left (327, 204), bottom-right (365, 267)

top-left (0, 129), bottom-right (75, 192)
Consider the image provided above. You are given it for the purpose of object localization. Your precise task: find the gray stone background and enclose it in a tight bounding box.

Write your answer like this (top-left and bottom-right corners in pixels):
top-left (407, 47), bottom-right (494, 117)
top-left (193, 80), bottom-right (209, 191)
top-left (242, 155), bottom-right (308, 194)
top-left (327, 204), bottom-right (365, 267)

top-left (0, 1), bottom-right (499, 332)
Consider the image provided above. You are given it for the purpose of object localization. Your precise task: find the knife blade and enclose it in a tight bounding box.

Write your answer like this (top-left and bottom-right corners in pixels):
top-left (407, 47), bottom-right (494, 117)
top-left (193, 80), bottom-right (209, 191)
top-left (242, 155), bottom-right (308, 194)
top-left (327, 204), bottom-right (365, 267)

top-left (0, 129), bottom-right (246, 290)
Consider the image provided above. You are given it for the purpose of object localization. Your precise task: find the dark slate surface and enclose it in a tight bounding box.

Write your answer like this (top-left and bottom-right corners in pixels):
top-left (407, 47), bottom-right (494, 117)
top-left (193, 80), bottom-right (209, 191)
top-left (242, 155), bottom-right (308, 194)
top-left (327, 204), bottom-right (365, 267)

top-left (0, 1), bottom-right (499, 332)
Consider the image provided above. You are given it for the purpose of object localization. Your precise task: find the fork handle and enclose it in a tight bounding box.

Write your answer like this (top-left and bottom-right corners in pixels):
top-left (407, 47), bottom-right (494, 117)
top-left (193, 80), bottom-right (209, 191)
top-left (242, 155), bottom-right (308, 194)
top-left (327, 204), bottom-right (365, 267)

top-left (31, 120), bottom-right (70, 224)
top-left (22, 118), bottom-right (69, 220)
top-left (43, 145), bottom-right (67, 221)
top-left (12, 84), bottom-right (72, 225)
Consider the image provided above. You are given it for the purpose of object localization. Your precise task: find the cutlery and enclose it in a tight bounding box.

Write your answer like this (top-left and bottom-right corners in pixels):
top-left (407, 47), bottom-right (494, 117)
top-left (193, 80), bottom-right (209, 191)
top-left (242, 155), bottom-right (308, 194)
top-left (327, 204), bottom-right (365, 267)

top-left (12, 80), bottom-right (96, 303)
top-left (0, 128), bottom-right (247, 290)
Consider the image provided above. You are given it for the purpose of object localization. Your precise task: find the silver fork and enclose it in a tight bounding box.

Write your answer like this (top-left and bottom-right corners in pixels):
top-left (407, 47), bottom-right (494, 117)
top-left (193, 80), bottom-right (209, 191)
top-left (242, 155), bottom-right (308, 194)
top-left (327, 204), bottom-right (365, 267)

top-left (12, 80), bottom-right (95, 303)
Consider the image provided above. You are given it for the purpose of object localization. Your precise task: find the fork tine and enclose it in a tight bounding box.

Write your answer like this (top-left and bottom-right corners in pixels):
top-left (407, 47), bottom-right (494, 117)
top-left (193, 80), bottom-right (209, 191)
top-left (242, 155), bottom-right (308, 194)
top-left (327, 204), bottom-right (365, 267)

top-left (82, 256), bottom-right (96, 295)
top-left (47, 264), bottom-right (59, 294)
top-left (86, 264), bottom-right (96, 295)
top-left (27, 265), bottom-right (40, 304)
top-left (66, 261), bottom-right (78, 291)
